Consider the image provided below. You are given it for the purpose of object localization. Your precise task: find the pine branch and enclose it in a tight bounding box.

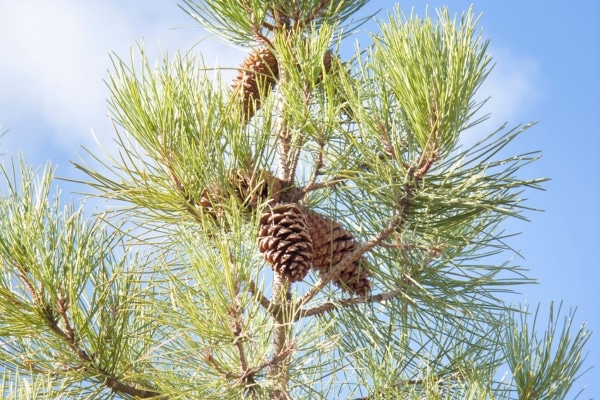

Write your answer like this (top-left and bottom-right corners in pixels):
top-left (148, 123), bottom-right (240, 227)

top-left (297, 141), bottom-right (346, 197)
top-left (298, 177), bottom-right (344, 195)
top-left (203, 350), bottom-right (235, 379)
top-left (301, 0), bottom-right (331, 26)
top-left (244, 342), bottom-right (296, 381)
top-left (229, 300), bottom-right (251, 377)
top-left (14, 263), bottom-right (164, 399)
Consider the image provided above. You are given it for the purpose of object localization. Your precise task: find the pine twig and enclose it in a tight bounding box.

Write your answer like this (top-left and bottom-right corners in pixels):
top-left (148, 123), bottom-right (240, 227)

top-left (229, 303), bottom-right (251, 375)
top-left (247, 278), bottom-right (275, 313)
top-left (304, 141), bottom-right (325, 190)
top-left (243, 342), bottom-right (296, 382)
top-left (301, 0), bottom-right (331, 26)
top-left (298, 176), bottom-right (344, 196)
top-left (295, 289), bottom-right (402, 320)
top-left (203, 351), bottom-right (235, 379)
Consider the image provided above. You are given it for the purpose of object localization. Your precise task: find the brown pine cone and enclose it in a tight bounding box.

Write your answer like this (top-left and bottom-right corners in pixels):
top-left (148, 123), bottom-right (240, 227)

top-left (259, 204), bottom-right (313, 282)
top-left (198, 168), bottom-right (282, 220)
top-left (198, 184), bottom-right (226, 220)
top-left (305, 211), bottom-right (371, 296)
top-left (232, 47), bottom-right (279, 121)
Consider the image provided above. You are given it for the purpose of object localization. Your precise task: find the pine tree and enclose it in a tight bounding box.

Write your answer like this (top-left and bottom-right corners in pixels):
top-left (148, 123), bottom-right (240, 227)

top-left (0, 1), bottom-right (592, 399)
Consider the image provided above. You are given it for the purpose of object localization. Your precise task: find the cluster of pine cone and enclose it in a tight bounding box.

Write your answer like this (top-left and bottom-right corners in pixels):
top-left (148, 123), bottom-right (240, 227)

top-left (259, 203), bottom-right (371, 296)
top-left (199, 169), bottom-right (370, 297)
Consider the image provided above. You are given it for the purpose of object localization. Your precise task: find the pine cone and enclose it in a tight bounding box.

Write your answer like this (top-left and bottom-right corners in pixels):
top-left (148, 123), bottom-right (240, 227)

top-left (232, 47), bottom-right (279, 121)
top-left (259, 204), bottom-right (313, 282)
top-left (198, 169), bottom-right (281, 220)
top-left (198, 184), bottom-right (226, 220)
top-left (231, 168), bottom-right (282, 209)
top-left (305, 211), bottom-right (371, 296)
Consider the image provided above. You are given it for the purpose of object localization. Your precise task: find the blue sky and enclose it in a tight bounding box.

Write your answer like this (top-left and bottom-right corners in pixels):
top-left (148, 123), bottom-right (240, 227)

top-left (0, 0), bottom-right (598, 397)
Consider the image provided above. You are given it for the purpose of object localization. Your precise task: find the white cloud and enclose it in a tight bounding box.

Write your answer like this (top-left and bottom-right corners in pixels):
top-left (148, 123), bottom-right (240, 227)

top-left (0, 0), bottom-right (244, 169)
top-left (0, 2), bottom-right (129, 146)
top-left (483, 48), bottom-right (541, 121)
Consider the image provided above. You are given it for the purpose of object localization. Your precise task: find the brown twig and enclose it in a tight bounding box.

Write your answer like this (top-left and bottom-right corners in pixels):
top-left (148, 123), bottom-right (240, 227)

top-left (267, 5), bottom-right (290, 30)
top-left (376, 120), bottom-right (397, 160)
top-left (15, 264), bottom-right (43, 307)
top-left (253, 26), bottom-right (275, 48)
top-left (305, 141), bottom-right (325, 189)
top-left (249, 342), bottom-right (295, 378)
top-left (241, 0), bottom-right (273, 45)
top-left (378, 241), bottom-right (442, 258)
top-left (57, 291), bottom-right (75, 342)
top-left (275, 119), bottom-right (293, 184)
top-left (231, 308), bottom-right (250, 368)
top-left (225, 259), bottom-right (255, 387)
top-left (247, 278), bottom-right (275, 313)
top-left (298, 176), bottom-right (344, 196)
top-left (203, 350), bottom-right (235, 379)
top-left (301, 0), bottom-right (331, 27)
top-left (295, 289), bottom-right (403, 321)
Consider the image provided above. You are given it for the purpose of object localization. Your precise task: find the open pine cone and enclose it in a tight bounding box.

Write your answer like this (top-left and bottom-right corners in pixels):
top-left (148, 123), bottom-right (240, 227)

top-left (259, 203), bottom-right (313, 282)
top-left (305, 211), bottom-right (371, 296)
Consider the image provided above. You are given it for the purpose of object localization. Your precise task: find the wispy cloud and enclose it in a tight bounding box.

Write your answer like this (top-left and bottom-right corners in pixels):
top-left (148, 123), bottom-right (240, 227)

top-left (0, 1), bottom-right (243, 169)
top-left (464, 46), bottom-right (542, 143)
